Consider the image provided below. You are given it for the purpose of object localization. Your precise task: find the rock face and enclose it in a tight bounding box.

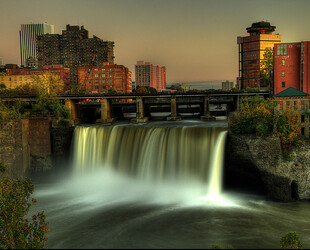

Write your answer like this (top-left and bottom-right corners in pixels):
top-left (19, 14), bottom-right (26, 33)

top-left (225, 132), bottom-right (310, 201)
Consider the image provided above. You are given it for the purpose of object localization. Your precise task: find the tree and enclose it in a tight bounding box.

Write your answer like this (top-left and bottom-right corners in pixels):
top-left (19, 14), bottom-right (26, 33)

top-left (280, 231), bottom-right (303, 249)
top-left (0, 163), bottom-right (49, 249)
top-left (261, 47), bottom-right (274, 88)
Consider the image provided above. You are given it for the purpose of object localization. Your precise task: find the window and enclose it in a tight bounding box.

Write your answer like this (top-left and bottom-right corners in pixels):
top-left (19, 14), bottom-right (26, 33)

top-left (282, 71), bottom-right (285, 77)
top-left (277, 44), bottom-right (287, 55)
top-left (95, 74), bottom-right (98, 78)
top-left (102, 80), bottom-right (106, 83)
top-left (102, 74), bottom-right (105, 78)
top-left (282, 59), bottom-right (285, 66)
top-left (301, 127), bottom-right (305, 136)
top-left (109, 74), bottom-right (112, 78)
top-left (94, 69), bottom-right (98, 72)
top-left (282, 82), bottom-right (285, 88)
top-left (102, 69), bottom-right (105, 72)
top-left (301, 115), bottom-right (305, 123)
top-left (95, 80), bottom-right (98, 83)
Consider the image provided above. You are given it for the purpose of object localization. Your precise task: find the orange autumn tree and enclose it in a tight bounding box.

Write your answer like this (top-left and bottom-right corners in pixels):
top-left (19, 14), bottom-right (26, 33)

top-left (278, 107), bottom-right (304, 156)
top-left (0, 163), bottom-right (49, 249)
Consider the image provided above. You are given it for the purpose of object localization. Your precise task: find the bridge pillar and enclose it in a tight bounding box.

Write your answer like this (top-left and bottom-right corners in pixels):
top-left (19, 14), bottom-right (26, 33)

top-left (201, 96), bottom-right (215, 121)
top-left (131, 97), bottom-right (149, 123)
top-left (96, 98), bottom-right (116, 123)
top-left (167, 95), bottom-right (181, 121)
top-left (64, 99), bottom-right (80, 123)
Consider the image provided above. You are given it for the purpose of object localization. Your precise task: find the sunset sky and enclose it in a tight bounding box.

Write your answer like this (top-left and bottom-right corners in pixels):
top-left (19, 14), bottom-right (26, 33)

top-left (1, 0), bottom-right (310, 84)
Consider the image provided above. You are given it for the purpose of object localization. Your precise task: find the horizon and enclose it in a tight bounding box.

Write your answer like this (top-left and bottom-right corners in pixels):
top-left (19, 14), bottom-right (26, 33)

top-left (1, 0), bottom-right (310, 83)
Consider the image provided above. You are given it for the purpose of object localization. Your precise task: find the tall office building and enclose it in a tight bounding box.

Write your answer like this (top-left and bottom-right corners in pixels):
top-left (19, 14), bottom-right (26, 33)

top-left (37, 24), bottom-right (114, 87)
top-left (237, 21), bottom-right (281, 89)
top-left (20, 23), bottom-right (54, 66)
top-left (135, 61), bottom-right (166, 92)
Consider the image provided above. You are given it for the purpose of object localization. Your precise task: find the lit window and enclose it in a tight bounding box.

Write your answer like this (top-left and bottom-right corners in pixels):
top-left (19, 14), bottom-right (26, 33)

top-left (102, 74), bottom-right (105, 78)
top-left (94, 69), bottom-right (98, 72)
top-left (95, 74), bottom-right (98, 78)
top-left (282, 59), bottom-right (285, 66)
top-left (102, 80), bottom-right (106, 83)
top-left (282, 71), bottom-right (285, 77)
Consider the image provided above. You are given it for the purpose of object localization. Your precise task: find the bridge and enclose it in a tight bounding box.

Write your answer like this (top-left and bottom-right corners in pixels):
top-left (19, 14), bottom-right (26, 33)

top-left (0, 91), bottom-right (270, 123)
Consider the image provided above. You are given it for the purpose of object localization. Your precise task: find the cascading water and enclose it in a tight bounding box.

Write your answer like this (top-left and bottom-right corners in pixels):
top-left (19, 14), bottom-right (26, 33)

top-left (72, 124), bottom-right (227, 199)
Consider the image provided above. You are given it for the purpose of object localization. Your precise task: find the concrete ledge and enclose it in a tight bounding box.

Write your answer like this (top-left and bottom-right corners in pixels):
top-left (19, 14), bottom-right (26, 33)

top-left (167, 116), bottom-right (182, 121)
top-left (131, 117), bottom-right (149, 123)
top-left (96, 118), bottom-right (116, 124)
top-left (200, 115), bottom-right (216, 121)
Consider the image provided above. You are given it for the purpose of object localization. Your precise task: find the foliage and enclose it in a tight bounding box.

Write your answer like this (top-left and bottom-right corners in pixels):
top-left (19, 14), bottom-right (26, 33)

top-left (244, 87), bottom-right (260, 93)
top-left (0, 163), bottom-right (49, 249)
top-left (107, 88), bottom-right (117, 94)
top-left (136, 86), bottom-right (149, 94)
top-left (135, 86), bottom-right (157, 94)
top-left (70, 84), bottom-right (86, 94)
top-left (260, 47), bottom-right (274, 88)
top-left (210, 244), bottom-right (235, 249)
top-left (278, 107), bottom-right (304, 160)
top-left (280, 231), bottom-right (303, 249)
top-left (229, 96), bottom-right (276, 136)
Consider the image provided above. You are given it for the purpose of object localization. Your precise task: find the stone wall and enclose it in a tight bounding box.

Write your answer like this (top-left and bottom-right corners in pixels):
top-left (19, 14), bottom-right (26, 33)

top-left (0, 118), bottom-right (75, 178)
top-left (225, 132), bottom-right (310, 201)
top-left (0, 120), bottom-right (30, 178)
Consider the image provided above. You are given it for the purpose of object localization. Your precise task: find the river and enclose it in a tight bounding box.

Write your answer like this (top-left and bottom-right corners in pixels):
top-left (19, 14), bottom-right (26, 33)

top-left (30, 120), bottom-right (310, 249)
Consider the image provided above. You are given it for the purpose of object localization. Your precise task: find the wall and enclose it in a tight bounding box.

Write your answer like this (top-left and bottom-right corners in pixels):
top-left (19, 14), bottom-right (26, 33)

top-left (0, 118), bottom-right (75, 178)
top-left (0, 120), bottom-right (30, 178)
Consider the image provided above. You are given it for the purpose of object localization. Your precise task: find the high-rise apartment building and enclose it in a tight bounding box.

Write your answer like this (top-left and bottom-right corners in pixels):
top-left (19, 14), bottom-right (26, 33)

top-left (135, 61), bottom-right (166, 92)
top-left (36, 25), bottom-right (114, 87)
top-left (237, 21), bottom-right (281, 89)
top-left (274, 42), bottom-right (310, 95)
top-left (222, 80), bottom-right (235, 91)
top-left (20, 23), bottom-right (54, 66)
top-left (78, 62), bottom-right (132, 94)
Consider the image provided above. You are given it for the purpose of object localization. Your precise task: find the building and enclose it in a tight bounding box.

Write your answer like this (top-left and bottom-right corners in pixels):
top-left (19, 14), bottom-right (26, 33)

top-left (222, 80), bottom-right (235, 91)
top-left (26, 56), bottom-right (38, 69)
top-left (274, 87), bottom-right (310, 138)
top-left (237, 21), bottom-right (281, 89)
top-left (7, 65), bottom-right (70, 92)
top-left (36, 25), bottom-right (114, 87)
top-left (0, 74), bottom-right (34, 89)
top-left (0, 57), bottom-right (3, 66)
top-left (20, 23), bottom-right (54, 66)
top-left (274, 41), bottom-right (310, 95)
top-left (78, 62), bottom-right (132, 93)
top-left (135, 61), bottom-right (166, 92)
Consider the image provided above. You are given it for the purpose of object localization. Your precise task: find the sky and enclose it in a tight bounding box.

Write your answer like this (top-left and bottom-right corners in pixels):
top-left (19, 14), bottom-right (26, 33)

top-left (1, 0), bottom-right (310, 84)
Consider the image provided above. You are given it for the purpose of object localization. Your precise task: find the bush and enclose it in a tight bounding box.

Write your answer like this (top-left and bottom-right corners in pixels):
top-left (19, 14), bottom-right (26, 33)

top-left (278, 107), bottom-right (304, 160)
top-left (229, 97), bottom-right (276, 137)
top-left (0, 163), bottom-right (49, 249)
top-left (280, 231), bottom-right (303, 249)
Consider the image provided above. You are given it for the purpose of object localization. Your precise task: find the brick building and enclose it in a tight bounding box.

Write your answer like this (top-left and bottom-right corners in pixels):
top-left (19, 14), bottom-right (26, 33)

top-left (36, 25), bottom-right (114, 87)
top-left (274, 41), bottom-right (310, 95)
top-left (237, 21), bottom-right (281, 89)
top-left (135, 61), bottom-right (166, 92)
top-left (78, 62), bottom-right (132, 94)
top-left (274, 87), bottom-right (310, 138)
top-left (6, 65), bottom-right (70, 92)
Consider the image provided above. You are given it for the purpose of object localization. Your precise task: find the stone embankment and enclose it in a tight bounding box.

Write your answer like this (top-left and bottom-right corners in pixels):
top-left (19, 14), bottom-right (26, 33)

top-left (225, 132), bottom-right (310, 201)
top-left (0, 118), bottom-right (74, 178)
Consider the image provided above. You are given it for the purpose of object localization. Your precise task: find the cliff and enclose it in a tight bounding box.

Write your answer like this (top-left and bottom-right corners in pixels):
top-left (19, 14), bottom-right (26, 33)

top-left (225, 132), bottom-right (310, 201)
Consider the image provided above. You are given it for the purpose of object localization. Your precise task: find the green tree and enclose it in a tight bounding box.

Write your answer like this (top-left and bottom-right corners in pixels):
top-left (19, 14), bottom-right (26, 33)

top-left (107, 88), bottom-right (117, 94)
top-left (0, 163), bottom-right (49, 249)
top-left (261, 47), bottom-right (274, 88)
top-left (280, 231), bottom-right (303, 249)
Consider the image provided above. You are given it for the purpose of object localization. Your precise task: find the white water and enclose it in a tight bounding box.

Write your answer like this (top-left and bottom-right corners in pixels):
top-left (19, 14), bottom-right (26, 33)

top-left (71, 124), bottom-right (228, 203)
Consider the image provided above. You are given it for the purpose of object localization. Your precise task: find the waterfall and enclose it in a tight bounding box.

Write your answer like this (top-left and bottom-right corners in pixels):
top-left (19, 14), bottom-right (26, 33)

top-left (72, 124), bottom-right (227, 198)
